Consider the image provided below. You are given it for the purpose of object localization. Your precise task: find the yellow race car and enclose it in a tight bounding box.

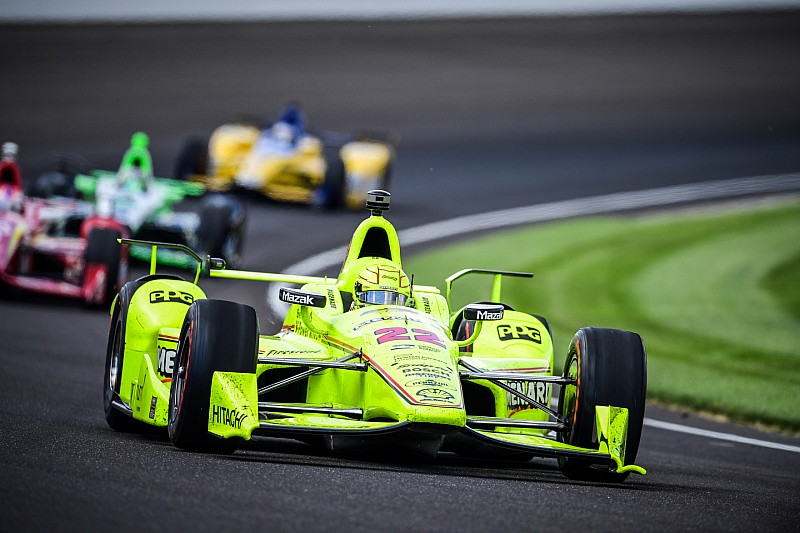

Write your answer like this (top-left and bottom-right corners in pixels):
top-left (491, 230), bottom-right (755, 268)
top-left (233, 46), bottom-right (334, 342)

top-left (174, 105), bottom-right (395, 210)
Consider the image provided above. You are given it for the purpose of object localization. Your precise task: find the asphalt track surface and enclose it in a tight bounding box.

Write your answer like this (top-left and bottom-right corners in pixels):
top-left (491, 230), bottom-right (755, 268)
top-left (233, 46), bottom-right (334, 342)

top-left (2, 12), bottom-right (800, 532)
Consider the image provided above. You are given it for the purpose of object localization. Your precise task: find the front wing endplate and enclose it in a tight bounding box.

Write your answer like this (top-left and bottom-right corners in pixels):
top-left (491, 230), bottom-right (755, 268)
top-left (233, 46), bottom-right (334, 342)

top-left (463, 406), bottom-right (646, 475)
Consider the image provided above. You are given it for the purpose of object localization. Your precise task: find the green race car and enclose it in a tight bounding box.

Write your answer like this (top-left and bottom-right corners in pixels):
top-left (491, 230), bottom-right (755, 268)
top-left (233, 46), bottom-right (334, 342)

top-left (103, 190), bottom-right (647, 482)
top-left (74, 132), bottom-right (246, 268)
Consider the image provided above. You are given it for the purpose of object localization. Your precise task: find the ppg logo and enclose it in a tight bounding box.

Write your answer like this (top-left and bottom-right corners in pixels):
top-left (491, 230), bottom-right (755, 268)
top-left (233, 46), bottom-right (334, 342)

top-left (150, 290), bottom-right (194, 305)
top-left (497, 324), bottom-right (541, 344)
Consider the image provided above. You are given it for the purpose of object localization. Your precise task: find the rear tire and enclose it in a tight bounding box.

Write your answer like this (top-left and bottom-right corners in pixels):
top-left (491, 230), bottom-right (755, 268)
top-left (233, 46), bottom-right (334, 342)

top-left (195, 195), bottom-right (245, 268)
top-left (174, 138), bottom-right (209, 180)
top-left (168, 299), bottom-right (258, 453)
top-left (83, 228), bottom-right (123, 306)
top-left (557, 327), bottom-right (647, 482)
top-left (317, 150), bottom-right (345, 209)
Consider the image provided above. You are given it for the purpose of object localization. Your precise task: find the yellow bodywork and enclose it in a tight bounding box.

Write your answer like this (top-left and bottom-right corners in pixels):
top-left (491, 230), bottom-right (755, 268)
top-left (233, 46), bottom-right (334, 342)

top-left (201, 122), bottom-right (392, 207)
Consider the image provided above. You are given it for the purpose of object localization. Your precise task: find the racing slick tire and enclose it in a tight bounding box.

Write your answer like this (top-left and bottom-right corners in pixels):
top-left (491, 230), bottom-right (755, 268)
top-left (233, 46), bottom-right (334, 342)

top-left (196, 195), bottom-right (245, 268)
top-left (83, 227), bottom-right (123, 306)
top-left (173, 137), bottom-right (209, 180)
top-left (378, 155), bottom-right (393, 193)
top-left (557, 327), bottom-right (647, 482)
top-left (168, 299), bottom-right (258, 454)
top-left (103, 278), bottom-right (178, 432)
top-left (316, 149), bottom-right (345, 209)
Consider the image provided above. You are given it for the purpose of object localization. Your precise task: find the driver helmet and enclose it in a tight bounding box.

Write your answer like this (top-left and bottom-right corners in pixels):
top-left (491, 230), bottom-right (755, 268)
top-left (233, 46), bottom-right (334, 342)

top-left (2, 142), bottom-right (19, 161)
top-left (353, 264), bottom-right (411, 307)
top-left (0, 184), bottom-right (22, 212)
top-left (271, 121), bottom-right (295, 144)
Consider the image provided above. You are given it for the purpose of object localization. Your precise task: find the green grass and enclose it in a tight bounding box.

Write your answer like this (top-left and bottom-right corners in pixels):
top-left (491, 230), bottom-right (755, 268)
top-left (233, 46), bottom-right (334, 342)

top-left (405, 197), bottom-right (800, 432)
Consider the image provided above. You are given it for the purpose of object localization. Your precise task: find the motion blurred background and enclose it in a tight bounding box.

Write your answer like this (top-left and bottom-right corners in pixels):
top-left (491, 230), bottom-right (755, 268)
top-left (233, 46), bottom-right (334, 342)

top-left (2, 0), bottom-right (799, 202)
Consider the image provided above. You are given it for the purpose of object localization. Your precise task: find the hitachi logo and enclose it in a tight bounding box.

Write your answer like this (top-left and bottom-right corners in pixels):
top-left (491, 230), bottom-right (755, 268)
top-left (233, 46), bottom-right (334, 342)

top-left (211, 405), bottom-right (247, 429)
top-left (477, 310), bottom-right (503, 321)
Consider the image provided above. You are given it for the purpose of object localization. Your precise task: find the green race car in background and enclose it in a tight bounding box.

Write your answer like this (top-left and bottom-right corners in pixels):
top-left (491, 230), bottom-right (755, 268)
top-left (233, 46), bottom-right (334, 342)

top-left (73, 132), bottom-right (246, 268)
top-left (103, 190), bottom-right (647, 482)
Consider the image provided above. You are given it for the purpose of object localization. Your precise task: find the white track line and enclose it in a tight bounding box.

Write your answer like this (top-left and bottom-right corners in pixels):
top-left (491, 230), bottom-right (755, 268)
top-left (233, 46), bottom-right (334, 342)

top-left (644, 418), bottom-right (800, 453)
top-left (264, 172), bottom-right (800, 452)
top-left (274, 173), bottom-right (800, 283)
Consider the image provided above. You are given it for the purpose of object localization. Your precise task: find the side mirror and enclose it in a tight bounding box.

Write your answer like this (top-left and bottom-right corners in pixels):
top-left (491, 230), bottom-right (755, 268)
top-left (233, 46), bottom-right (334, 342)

top-left (463, 303), bottom-right (504, 322)
top-left (279, 287), bottom-right (326, 308)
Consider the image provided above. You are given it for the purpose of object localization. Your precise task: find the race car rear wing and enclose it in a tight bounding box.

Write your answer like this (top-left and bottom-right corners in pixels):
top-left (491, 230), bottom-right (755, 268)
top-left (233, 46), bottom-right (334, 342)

top-left (445, 268), bottom-right (533, 311)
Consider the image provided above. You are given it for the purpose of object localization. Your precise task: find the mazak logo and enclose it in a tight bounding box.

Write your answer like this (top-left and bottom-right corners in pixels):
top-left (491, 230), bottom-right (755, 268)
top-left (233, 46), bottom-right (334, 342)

top-left (211, 405), bottom-right (247, 429)
top-left (150, 290), bottom-right (194, 305)
top-left (497, 324), bottom-right (542, 344)
top-left (279, 288), bottom-right (324, 307)
top-left (284, 292), bottom-right (314, 305)
top-left (157, 346), bottom-right (176, 376)
top-left (477, 310), bottom-right (503, 321)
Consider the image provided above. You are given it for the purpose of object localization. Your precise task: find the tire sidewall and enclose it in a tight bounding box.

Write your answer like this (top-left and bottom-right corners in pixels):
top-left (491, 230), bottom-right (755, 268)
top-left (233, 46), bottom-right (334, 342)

top-left (168, 299), bottom-right (258, 452)
top-left (558, 327), bottom-right (647, 480)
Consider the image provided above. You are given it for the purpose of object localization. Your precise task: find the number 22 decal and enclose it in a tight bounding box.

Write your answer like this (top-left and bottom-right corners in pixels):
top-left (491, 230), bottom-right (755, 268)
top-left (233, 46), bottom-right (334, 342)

top-left (375, 327), bottom-right (446, 348)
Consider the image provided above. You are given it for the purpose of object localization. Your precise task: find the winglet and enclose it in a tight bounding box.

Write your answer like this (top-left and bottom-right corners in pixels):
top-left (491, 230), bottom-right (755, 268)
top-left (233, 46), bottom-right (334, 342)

top-left (596, 405), bottom-right (647, 476)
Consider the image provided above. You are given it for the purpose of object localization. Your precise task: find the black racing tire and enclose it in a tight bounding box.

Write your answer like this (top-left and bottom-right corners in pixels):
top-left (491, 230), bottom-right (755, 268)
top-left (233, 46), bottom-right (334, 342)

top-left (195, 195), bottom-right (245, 267)
top-left (103, 281), bottom-right (151, 432)
top-left (317, 149), bottom-right (345, 209)
top-left (173, 137), bottom-right (209, 180)
top-left (379, 154), bottom-right (393, 193)
top-left (168, 299), bottom-right (258, 453)
top-left (83, 227), bottom-right (123, 306)
top-left (557, 327), bottom-right (647, 482)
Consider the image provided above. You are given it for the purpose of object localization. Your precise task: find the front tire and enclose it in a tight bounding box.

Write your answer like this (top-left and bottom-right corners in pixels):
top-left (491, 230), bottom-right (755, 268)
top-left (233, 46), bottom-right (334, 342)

top-left (103, 283), bottom-right (149, 432)
top-left (557, 327), bottom-right (647, 482)
top-left (168, 299), bottom-right (258, 453)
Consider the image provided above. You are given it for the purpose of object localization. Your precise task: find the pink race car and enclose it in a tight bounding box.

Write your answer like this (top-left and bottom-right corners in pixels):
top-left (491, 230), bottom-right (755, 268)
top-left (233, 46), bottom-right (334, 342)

top-left (0, 142), bottom-right (128, 305)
